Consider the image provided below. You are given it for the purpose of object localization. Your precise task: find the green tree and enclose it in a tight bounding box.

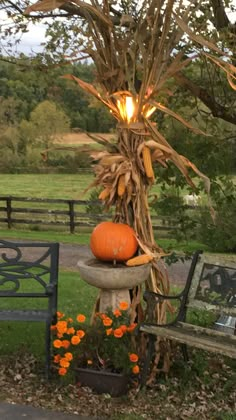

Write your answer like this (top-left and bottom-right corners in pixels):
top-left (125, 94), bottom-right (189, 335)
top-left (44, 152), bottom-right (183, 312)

top-left (29, 100), bottom-right (70, 150)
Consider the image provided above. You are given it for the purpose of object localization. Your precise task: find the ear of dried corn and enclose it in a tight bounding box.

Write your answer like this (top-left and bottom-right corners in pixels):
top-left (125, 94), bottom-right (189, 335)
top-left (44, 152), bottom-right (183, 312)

top-left (142, 146), bottom-right (155, 180)
top-left (98, 187), bottom-right (110, 200)
top-left (126, 254), bottom-right (153, 266)
top-left (117, 174), bottom-right (126, 197)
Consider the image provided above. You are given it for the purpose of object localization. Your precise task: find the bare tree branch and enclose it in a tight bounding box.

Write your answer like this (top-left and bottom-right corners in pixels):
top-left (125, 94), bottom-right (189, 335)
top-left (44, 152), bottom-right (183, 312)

top-left (210, 0), bottom-right (231, 29)
top-left (174, 71), bottom-right (236, 125)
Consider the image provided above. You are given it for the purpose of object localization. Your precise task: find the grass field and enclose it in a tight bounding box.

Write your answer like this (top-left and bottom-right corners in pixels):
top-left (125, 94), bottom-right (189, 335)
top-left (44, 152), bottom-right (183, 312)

top-left (0, 173), bottom-right (167, 199)
top-left (0, 174), bottom-right (95, 200)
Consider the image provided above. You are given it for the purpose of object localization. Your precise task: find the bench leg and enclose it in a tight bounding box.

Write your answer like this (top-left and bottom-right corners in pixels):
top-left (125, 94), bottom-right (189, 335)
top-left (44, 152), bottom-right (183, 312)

top-left (45, 321), bottom-right (51, 379)
top-left (141, 334), bottom-right (156, 388)
top-left (181, 344), bottom-right (189, 362)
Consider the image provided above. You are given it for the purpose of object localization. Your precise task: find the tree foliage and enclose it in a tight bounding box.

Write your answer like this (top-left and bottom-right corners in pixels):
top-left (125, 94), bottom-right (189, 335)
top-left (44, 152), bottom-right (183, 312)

top-left (0, 0), bottom-right (235, 124)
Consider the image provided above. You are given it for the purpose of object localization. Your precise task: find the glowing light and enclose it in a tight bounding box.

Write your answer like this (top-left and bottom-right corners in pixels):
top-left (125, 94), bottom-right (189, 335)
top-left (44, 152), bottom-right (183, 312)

top-left (144, 106), bottom-right (156, 118)
top-left (125, 96), bottom-right (135, 123)
top-left (116, 94), bottom-right (155, 122)
top-left (116, 95), bottom-right (135, 123)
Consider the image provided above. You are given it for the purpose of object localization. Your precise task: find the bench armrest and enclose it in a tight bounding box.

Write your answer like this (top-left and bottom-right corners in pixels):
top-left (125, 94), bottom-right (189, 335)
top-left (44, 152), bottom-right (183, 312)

top-left (143, 290), bottom-right (185, 325)
top-left (144, 290), bottom-right (183, 302)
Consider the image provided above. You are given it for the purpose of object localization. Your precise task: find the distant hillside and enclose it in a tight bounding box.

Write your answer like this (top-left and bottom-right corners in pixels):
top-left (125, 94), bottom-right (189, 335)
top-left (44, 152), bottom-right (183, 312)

top-left (54, 132), bottom-right (115, 145)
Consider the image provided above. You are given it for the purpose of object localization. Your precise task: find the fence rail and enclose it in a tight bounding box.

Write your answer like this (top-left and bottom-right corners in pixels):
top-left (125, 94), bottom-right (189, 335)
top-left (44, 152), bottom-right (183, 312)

top-left (0, 196), bottom-right (178, 234)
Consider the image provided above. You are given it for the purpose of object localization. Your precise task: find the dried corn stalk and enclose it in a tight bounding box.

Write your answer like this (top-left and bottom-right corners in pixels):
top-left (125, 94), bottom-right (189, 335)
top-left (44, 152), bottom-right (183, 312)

top-left (26, 0), bottom-right (236, 379)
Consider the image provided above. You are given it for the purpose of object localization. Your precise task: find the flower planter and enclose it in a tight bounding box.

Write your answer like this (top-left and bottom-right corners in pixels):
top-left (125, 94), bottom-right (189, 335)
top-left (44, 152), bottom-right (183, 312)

top-left (75, 367), bottom-right (129, 397)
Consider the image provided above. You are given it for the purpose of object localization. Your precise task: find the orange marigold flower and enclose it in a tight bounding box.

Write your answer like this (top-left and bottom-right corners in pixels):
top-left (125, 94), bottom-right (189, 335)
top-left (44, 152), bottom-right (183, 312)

top-left (64, 352), bottom-right (73, 361)
top-left (59, 358), bottom-right (70, 368)
top-left (119, 301), bottom-right (129, 311)
top-left (120, 324), bottom-right (127, 333)
top-left (95, 312), bottom-right (104, 319)
top-left (132, 365), bottom-right (140, 374)
top-left (76, 329), bottom-right (85, 338)
top-left (126, 323), bottom-right (137, 332)
top-left (106, 328), bottom-right (113, 336)
top-left (50, 325), bottom-right (57, 331)
top-left (61, 340), bottom-right (70, 349)
top-left (56, 320), bottom-right (68, 334)
top-left (54, 354), bottom-right (61, 364)
top-left (129, 353), bottom-right (139, 363)
top-left (58, 367), bottom-right (67, 376)
top-left (53, 339), bottom-right (62, 349)
top-left (113, 328), bottom-right (123, 338)
top-left (96, 313), bottom-right (106, 320)
top-left (87, 359), bottom-right (93, 365)
top-left (57, 311), bottom-right (64, 319)
top-left (67, 327), bottom-right (75, 335)
top-left (113, 309), bottom-right (122, 317)
top-left (71, 335), bottom-right (81, 345)
top-left (103, 317), bottom-right (113, 327)
top-left (57, 333), bottom-right (63, 339)
top-left (67, 317), bottom-right (73, 323)
top-left (76, 314), bottom-right (86, 323)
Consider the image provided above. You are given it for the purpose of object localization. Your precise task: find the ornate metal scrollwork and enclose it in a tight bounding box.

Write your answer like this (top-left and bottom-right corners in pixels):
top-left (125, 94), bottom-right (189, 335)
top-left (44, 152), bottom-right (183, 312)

top-left (0, 240), bottom-right (52, 295)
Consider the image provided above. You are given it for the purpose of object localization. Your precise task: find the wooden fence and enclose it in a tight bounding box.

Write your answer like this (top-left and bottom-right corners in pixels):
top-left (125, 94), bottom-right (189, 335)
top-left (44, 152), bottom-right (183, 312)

top-left (0, 196), bottom-right (178, 235)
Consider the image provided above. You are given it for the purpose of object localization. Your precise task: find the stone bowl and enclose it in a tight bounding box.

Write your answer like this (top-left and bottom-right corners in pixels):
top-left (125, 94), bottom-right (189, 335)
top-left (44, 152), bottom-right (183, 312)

top-left (77, 258), bottom-right (151, 290)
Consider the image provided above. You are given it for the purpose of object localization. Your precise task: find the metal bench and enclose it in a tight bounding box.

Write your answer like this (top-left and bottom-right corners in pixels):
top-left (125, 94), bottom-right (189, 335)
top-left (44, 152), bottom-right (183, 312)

top-left (0, 239), bottom-right (59, 377)
top-left (139, 250), bottom-right (236, 385)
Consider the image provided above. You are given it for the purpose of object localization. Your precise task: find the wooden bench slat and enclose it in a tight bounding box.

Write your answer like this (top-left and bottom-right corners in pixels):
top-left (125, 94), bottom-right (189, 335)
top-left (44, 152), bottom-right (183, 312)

top-left (140, 323), bottom-right (236, 359)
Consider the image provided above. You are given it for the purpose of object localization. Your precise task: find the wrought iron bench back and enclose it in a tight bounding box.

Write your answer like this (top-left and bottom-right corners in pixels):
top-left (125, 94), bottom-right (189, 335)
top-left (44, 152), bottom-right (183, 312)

top-left (186, 253), bottom-right (236, 317)
top-left (0, 239), bottom-right (59, 377)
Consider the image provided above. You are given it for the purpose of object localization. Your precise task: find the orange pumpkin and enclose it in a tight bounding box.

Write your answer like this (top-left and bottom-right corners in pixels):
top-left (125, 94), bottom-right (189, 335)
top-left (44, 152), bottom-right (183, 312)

top-left (90, 222), bottom-right (138, 262)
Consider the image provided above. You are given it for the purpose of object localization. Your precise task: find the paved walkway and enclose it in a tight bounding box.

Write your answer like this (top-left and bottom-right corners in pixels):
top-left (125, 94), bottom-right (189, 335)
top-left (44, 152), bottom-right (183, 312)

top-left (0, 402), bottom-right (102, 420)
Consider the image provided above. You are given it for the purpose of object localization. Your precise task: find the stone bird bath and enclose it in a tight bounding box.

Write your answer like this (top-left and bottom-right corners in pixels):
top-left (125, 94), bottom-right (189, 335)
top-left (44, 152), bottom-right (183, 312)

top-left (77, 258), bottom-right (151, 312)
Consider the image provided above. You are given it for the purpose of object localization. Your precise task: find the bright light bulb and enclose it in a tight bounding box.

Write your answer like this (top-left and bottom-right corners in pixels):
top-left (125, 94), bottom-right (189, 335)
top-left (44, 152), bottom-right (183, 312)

top-left (125, 96), bottom-right (135, 123)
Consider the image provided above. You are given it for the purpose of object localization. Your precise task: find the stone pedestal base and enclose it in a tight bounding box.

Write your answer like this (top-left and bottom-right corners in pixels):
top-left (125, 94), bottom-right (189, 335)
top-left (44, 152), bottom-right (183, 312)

top-left (99, 288), bottom-right (131, 312)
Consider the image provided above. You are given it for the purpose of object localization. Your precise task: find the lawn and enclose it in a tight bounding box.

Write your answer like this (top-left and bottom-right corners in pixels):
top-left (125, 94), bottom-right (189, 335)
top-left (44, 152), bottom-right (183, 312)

top-left (0, 173), bottom-right (95, 200)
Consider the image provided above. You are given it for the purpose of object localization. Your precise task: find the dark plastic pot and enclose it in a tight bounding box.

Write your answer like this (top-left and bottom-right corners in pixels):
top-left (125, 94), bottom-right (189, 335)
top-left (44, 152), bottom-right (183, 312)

top-left (75, 367), bottom-right (129, 397)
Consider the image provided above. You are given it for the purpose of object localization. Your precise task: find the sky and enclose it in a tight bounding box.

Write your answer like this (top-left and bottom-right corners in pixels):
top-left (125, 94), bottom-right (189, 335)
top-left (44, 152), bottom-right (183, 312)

top-left (17, 23), bottom-right (47, 54)
top-left (0, 11), bottom-right (47, 55)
